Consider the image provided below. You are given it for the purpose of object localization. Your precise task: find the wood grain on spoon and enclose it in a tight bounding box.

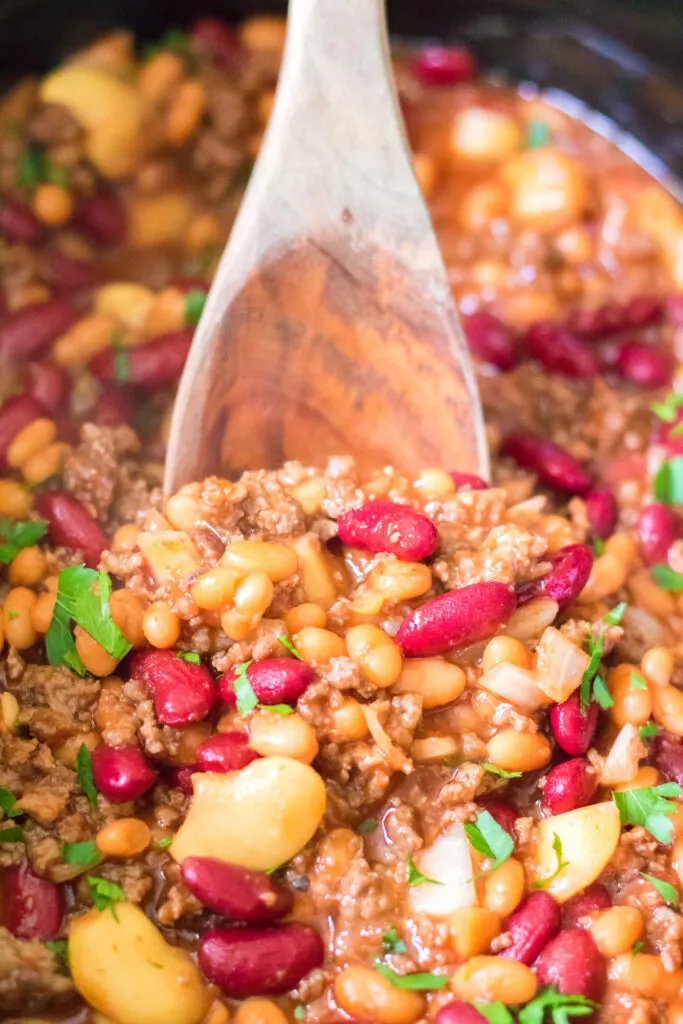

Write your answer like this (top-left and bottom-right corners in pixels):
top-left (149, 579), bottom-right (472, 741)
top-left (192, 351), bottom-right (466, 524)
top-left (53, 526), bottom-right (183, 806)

top-left (165, 0), bottom-right (487, 494)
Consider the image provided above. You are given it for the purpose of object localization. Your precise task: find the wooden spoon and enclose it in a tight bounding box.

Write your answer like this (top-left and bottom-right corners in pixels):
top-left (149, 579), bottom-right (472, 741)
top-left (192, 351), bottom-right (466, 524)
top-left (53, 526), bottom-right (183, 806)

top-left (164, 0), bottom-right (488, 495)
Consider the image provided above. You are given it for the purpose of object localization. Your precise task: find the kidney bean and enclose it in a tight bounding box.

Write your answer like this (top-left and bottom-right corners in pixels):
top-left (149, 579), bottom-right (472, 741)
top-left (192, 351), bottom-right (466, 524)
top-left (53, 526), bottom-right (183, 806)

top-left (198, 924), bottom-right (324, 997)
top-left (182, 856), bottom-right (293, 923)
top-left (668, 295), bottom-right (683, 324)
top-left (516, 543), bottom-right (593, 609)
top-left (196, 732), bottom-right (261, 773)
top-left (72, 192), bottom-right (126, 246)
top-left (167, 765), bottom-right (196, 793)
top-left (220, 657), bottom-right (315, 708)
top-left (625, 295), bottom-right (664, 329)
top-left (535, 928), bottom-right (606, 1000)
top-left (477, 796), bottom-right (517, 835)
top-left (526, 321), bottom-right (598, 379)
top-left (585, 489), bottom-right (618, 540)
top-left (435, 1003), bottom-right (488, 1024)
top-left (549, 691), bottom-right (599, 756)
top-left (5, 863), bottom-right (64, 940)
top-left (22, 362), bottom-right (69, 416)
top-left (502, 891), bottom-right (561, 965)
top-left (91, 745), bottom-right (157, 803)
top-left (130, 649), bottom-right (217, 727)
top-left (568, 302), bottom-right (626, 341)
top-left (543, 758), bottom-right (597, 815)
top-left (45, 247), bottom-right (100, 293)
top-left (190, 18), bottom-right (243, 69)
top-left (617, 341), bottom-right (672, 388)
top-left (562, 884), bottom-right (612, 928)
top-left (0, 300), bottom-right (78, 360)
top-left (650, 730), bottom-right (683, 787)
top-left (35, 491), bottom-right (109, 569)
top-left (0, 394), bottom-right (46, 468)
top-left (411, 45), bottom-right (476, 86)
top-left (337, 500), bottom-right (439, 561)
top-left (502, 433), bottom-right (592, 495)
top-left (462, 311), bottom-right (517, 371)
top-left (449, 471), bottom-right (488, 491)
top-left (638, 502), bottom-right (676, 566)
top-left (0, 199), bottom-right (42, 244)
top-left (396, 581), bottom-right (516, 658)
top-left (90, 329), bottom-right (193, 389)
top-left (89, 385), bottom-right (131, 428)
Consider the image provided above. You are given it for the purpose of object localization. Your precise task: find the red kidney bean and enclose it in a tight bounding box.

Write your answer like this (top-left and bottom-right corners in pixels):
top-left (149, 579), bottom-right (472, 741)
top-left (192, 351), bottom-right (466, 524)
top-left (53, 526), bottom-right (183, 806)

top-left (182, 857), bottom-right (293, 923)
top-left (585, 489), bottom-right (618, 541)
top-left (45, 247), bottom-right (100, 292)
top-left (91, 744), bottom-right (157, 803)
top-left (502, 433), bottom-right (592, 495)
top-left (35, 491), bottom-right (109, 569)
top-left (502, 891), bottom-right (561, 965)
top-left (72, 192), bottom-right (126, 246)
top-left (477, 796), bottom-right (517, 835)
top-left (5, 863), bottom-right (64, 940)
top-left (0, 300), bottom-right (78, 360)
top-left (625, 295), bottom-right (664, 329)
top-left (337, 500), bottom-right (439, 561)
top-left (220, 657), bottom-right (316, 708)
top-left (549, 691), bottom-right (599, 756)
top-left (89, 385), bottom-right (131, 428)
top-left (198, 924), bottom-right (324, 997)
top-left (617, 341), bottom-right (672, 388)
top-left (196, 731), bottom-right (261, 773)
top-left (22, 362), bottom-right (69, 416)
top-left (638, 502), bottom-right (677, 566)
top-left (526, 321), bottom-right (598, 379)
top-left (650, 730), bottom-right (683, 787)
top-left (396, 581), bottom-right (516, 658)
top-left (0, 199), bottom-right (42, 244)
top-left (535, 928), bottom-right (606, 1001)
top-left (0, 394), bottom-right (46, 467)
top-left (190, 18), bottom-right (243, 69)
top-left (130, 649), bottom-right (217, 727)
top-left (449, 471), bottom-right (488, 490)
top-left (462, 311), bottom-right (517, 371)
top-left (411, 46), bottom-right (476, 86)
top-left (167, 765), bottom-right (196, 793)
top-left (516, 543), bottom-right (593, 609)
top-left (562, 884), bottom-right (612, 928)
top-left (90, 329), bottom-right (193, 389)
top-left (435, 1004), bottom-right (488, 1024)
top-left (668, 295), bottom-right (683, 324)
top-left (543, 758), bottom-right (598, 815)
top-left (568, 302), bottom-right (626, 341)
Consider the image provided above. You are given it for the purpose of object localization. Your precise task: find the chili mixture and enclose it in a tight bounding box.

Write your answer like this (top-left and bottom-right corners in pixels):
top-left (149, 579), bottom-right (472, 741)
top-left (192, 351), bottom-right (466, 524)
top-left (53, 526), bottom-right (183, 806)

top-left (1, 16), bottom-right (683, 1024)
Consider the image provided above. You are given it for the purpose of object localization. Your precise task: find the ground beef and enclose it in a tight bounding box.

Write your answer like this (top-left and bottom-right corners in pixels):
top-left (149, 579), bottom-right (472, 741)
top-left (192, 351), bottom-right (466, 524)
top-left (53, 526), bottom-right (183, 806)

top-left (62, 423), bottom-right (150, 526)
top-left (0, 927), bottom-right (74, 1012)
top-left (28, 103), bottom-right (81, 144)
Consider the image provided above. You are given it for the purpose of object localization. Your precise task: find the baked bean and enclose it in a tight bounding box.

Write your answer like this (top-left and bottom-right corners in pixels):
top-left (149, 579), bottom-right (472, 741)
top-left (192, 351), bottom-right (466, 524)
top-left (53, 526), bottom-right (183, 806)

top-left (482, 857), bottom-right (525, 916)
top-left (369, 560), bottom-right (433, 602)
top-left (53, 313), bottom-right (115, 367)
top-left (614, 766), bottom-right (660, 792)
top-left (203, 1002), bottom-right (231, 1024)
top-left (138, 51), bottom-right (185, 104)
top-left (186, 214), bottom-right (222, 252)
top-left (75, 627), bottom-right (120, 677)
top-left (668, 1003), bottom-right (683, 1024)
top-left (410, 736), bottom-right (459, 761)
top-left (451, 956), bottom-right (537, 1004)
top-left (110, 590), bottom-right (146, 647)
top-left (142, 601), bottom-right (181, 648)
top-left (589, 906), bottom-right (643, 957)
top-left (22, 441), bottom-right (70, 485)
top-left (0, 691), bottom-right (19, 732)
top-left (629, 570), bottom-right (677, 617)
top-left (233, 1000), bottom-right (288, 1024)
top-left (413, 152), bottom-right (437, 198)
top-left (111, 524), bottom-right (141, 553)
top-left (542, 514), bottom-right (575, 553)
top-left (221, 574), bottom-right (274, 640)
top-left (334, 964), bottom-right (425, 1024)
top-left (240, 16), bottom-right (287, 53)
top-left (143, 287), bottom-right (187, 337)
top-left (580, 552), bottom-right (628, 603)
top-left (6, 417), bottom-right (56, 468)
top-left (165, 486), bottom-right (202, 531)
top-left (393, 657), bottom-right (466, 709)
top-left (291, 476), bottom-right (326, 514)
top-left (96, 817), bottom-right (151, 857)
top-left (642, 646), bottom-right (674, 688)
top-left (290, 533), bottom-right (337, 609)
top-left (653, 686), bottom-right (683, 737)
top-left (450, 907), bottom-right (502, 958)
top-left (413, 467), bottom-right (455, 500)
top-left (222, 540), bottom-right (297, 582)
top-left (486, 729), bottom-right (551, 773)
top-left (0, 480), bottom-right (32, 518)
top-left (32, 590), bottom-right (57, 634)
top-left (609, 954), bottom-right (683, 1002)
top-left (248, 710), bottom-right (319, 764)
top-left (283, 602), bottom-right (327, 634)
top-left (608, 663), bottom-right (653, 727)
top-left (346, 624), bottom-right (403, 687)
top-left (33, 183), bottom-right (73, 226)
top-left (604, 531), bottom-right (640, 568)
top-left (9, 546), bottom-right (47, 586)
top-left (4, 587), bottom-right (37, 649)
top-left (482, 635), bottom-right (531, 673)
top-left (165, 79), bottom-right (207, 145)
top-left (191, 567), bottom-right (241, 611)
top-left (329, 697), bottom-right (370, 742)
top-left (293, 627), bottom-right (346, 664)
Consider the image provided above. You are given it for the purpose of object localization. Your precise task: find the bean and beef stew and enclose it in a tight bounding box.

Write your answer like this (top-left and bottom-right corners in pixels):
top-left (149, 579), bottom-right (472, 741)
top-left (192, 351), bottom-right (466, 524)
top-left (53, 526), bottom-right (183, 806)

top-left (2, 16), bottom-right (683, 1024)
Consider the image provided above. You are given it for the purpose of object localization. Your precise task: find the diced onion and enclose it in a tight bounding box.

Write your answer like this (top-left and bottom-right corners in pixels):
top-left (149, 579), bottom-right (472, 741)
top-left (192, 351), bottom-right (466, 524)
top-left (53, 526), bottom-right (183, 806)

top-left (535, 627), bottom-right (590, 703)
top-left (504, 598), bottom-right (559, 643)
top-left (362, 705), bottom-right (412, 774)
top-left (409, 822), bottom-right (476, 919)
top-left (479, 662), bottom-right (548, 712)
top-left (600, 724), bottom-right (647, 786)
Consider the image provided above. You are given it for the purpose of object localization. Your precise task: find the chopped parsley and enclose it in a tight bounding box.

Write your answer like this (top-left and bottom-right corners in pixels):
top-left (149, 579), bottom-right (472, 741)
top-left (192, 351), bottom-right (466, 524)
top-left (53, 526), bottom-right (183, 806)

top-left (0, 518), bottom-right (47, 563)
top-left (266, 704), bottom-right (294, 716)
top-left (374, 961), bottom-right (448, 990)
top-left (527, 120), bottom-right (549, 149)
top-left (652, 457), bottom-right (683, 506)
top-left (278, 635), bottom-right (303, 659)
top-left (481, 763), bottom-right (522, 779)
top-left (630, 671), bottom-right (648, 691)
top-left (0, 825), bottom-right (24, 843)
top-left (232, 659), bottom-right (293, 716)
top-left (0, 787), bottom-right (22, 818)
top-left (405, 853), bottom-right (442, 887)
top-left (356, 818), bottom-right (378, 835)
top-left (592, 539), bottom-right (605, 557)
top-left (88, 876), bottom-right (126, 920)
top-left (17, 146), bottom-right (45, 189)
top-left (603, 602), bottom-right (627, 626)
top-left (143, 28), bottom-right (192, 60)
top-left (464, 810), bottom-right (513, 873)
top-left (533, 834), bottom-right (569, 889)
top-left (473, 1004), bottom-right (514, 1024)
top-left (176, 651), bottom-right (201, 665)
top-left (641, 871), bottom-right (680, 907)
top-left (639, 722), bottom-right (660, 740)
top-left (156, 836), bottom-right (173, 849)
top-left (382, 927), bottom-right (408, 954)
top-left (61, 840), bottom-right (102, 867)
top-left (185, 289), bottom-right (207, 326)
top-left (613, 782), bottom-right (683, 844)
top-left (45, 939), bottom-right (70, 973)
top-left (651, 565), bottom-right (683, 592)
top-left (631, 939), bottom-right (645, 956)
top-left (517, 987), bottom-right (598, 1024)
top-left (112, 337), bottom-right (131, 384)
top-left (579, 632), bottom-right (613, 711)
top-left (46, 566), bottom-right (131, 676)
top-left (6, 610), bottom-right (19, 620)
top-left (74, 744), bottom-right (98, 808)
top-left (293, 1008), bottom-right (306, 1020)
top-left (652, 393), bottom-right (683, 423)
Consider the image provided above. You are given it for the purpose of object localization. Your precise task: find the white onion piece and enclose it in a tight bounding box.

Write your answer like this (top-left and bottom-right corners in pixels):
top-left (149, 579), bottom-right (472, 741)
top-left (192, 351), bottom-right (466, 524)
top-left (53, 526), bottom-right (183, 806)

top-left (503, 598), bottom-right (559, 643)
top-left (479, 662), bottom-right (548, 712)
top-left (600, 724), bottom-right (647, 786)
top-left (409, 823), bottom-right (476, 919)
top-left (535, 627), bottom-right (591, 703)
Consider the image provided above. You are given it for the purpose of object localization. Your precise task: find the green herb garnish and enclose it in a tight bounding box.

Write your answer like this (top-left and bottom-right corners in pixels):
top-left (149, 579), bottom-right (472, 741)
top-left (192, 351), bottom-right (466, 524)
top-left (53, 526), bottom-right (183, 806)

top-left (293, 1008), bottom-right (306, 1020)
top-left (0, 787), bottom-right (22, 818)
top-left (653, 457), bottom-right (683, 505)
top-left (374, 961), bottom-right (448, 990)
top-left (579, 633), bottom-right (613, 710)
top-left (62, 840), bottom-right (102, 867)
top-left (233, 660), bottom-right (258, 715)
top-left (639, 722), bottom-right (660, 740)
top-left (88, 877), bottom-right (126, 920)
top-left (592, 539), bottom-right (605, 557)
top-left (473, 1004), bottom-right (515, 1024)
top-left (112, 337), bottom-right (130, 385)
top-left (652, 394), bottom-right (683, 423)
top-left (533, 834), bottom-right (569, 889)
top-left (641, 871), bottom-right (680, 907)
top-left (278, 635), bottom-right (303, 659)
top-left (45, 939), bottom-right (70, 973)
top-left (382, 927), bottom-right (408, 954)
top-left (74, 743), bottom-right (99, 808)
top-left (357, 818), bottom-right (378, 835)
top-left (156, 836), bottom-right (173, 849)
top-left (0, 519), bottom-right (47, 563)
top-left (185, 289), bottom-right (207, 326)
top-left (46, 566), bottom-right (131, 675)
top-left (518, 986), bottom-right (598, 1024)
top-left (652, 565), bottom-right (683, 591)
top-left (176, 651), bottom-right (201, 665)
top-left (527, 120), bottom-right (549, 149)
top-left (481, 763), bottom-right (522, 779)
top-left (464, 810), bottom-right (513, 873)
top-left (0, 825), bottom-right (24, 843)
top-left (613, 782), bottom-right (683, 844)
top-left (405, 852), bottom-right (443, 886)
top-left (603, 602), bottom-right (627, 626)
top-left (630, 671), bottom-right (648, 691)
